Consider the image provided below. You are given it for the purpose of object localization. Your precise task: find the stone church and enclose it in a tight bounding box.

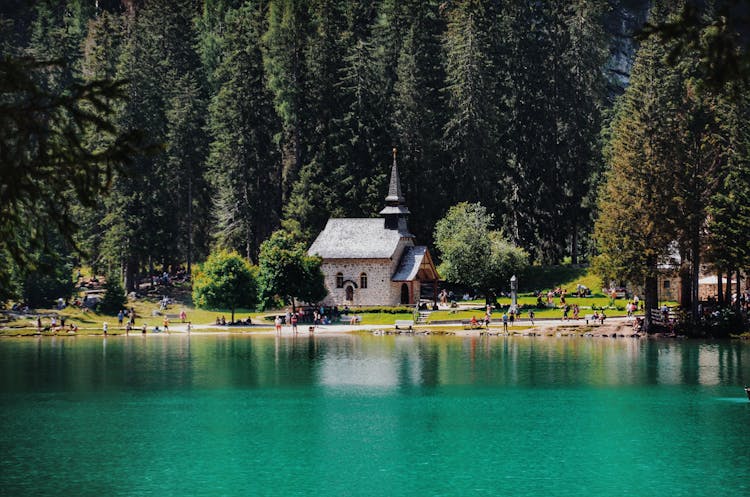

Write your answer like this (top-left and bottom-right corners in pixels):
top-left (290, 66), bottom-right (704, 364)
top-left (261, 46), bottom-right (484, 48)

top-left (308, 151), bottom-right (440, 306)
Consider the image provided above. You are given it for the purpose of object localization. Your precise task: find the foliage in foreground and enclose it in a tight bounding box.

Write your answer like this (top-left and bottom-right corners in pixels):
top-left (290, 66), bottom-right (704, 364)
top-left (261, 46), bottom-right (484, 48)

top-left (0, 55), bottom-right (145, 301)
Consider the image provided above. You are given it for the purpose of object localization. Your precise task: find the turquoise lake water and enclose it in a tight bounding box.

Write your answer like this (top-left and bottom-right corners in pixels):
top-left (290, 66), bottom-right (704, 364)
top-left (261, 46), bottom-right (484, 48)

top-left (0, 334), bottom-right (749, 496)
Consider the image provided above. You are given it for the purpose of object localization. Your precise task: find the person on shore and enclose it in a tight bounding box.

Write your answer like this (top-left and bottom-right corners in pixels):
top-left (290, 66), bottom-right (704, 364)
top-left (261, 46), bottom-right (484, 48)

top-left (573, 304), bottom-right (579, 320)
top-left (509, 310), bottom-right (515, 327)
top-left (470, 315), bottom-right (478, 328)
top-left (600, 311), bottom-right (606, 325)
top-left (163, 317), bottom-right (169, 333)
top-left (528, 309), bottom-right (535, 325)
top-left (117, 309), bottom-right (124, 326)
top-left (187, 322), bottom-right (192, 333)
top-left (291, 313), bottom-right (298, 334)
top-left (180, 310), bottom-right (187, 323)
top-left (502, 312), bottom-right (509, 332)
top-left (103, 322), bottom-right (108, 336)
top-left (142, 324), bottom-right (147, 334)
top-left (125, 322), bottom-right (131, 335)
top-left (274, 316), bottom-right (282, 334)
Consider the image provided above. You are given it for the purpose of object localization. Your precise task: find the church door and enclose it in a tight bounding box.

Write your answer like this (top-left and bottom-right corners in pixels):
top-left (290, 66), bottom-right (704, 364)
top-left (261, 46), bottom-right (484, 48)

top-left (400, 283), bottom-right (410, 305)
top-left (346, 286), bottom-right (354, 302)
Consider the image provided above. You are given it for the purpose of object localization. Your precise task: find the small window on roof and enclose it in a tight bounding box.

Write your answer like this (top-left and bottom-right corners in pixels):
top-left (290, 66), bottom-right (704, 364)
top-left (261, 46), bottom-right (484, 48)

top-left (336, 273), bottom-right (344, 288)
top-left (360, 273), bottom-right (368, 289)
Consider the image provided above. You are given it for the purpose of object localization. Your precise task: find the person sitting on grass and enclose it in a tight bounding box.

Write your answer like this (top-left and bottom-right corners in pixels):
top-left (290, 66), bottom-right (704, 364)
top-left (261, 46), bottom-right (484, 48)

top-left (470, 315), bottom-right (478, 328)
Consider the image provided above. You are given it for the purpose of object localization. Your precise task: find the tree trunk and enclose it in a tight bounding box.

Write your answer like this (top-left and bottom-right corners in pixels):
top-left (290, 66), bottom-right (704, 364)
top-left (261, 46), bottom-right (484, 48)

top-left (679, 264), bottom-right (691, 310)
top-left (231, 305), bottom-right (235, 325)
top-left (717, 269), bottom-right (724, 305)
top-left (735, 269), bottom-right (742, 310)
top-left (643, 256), bottom-right (658, 332)
top-left (571, 224), bottom-right (579, 265)
top-left (690, 235), bottom-right (700, 322)
top-left (187, 175), bottom-right (192, 276)
top-left (124, 258), bottom-right (138, 293)
top-left (726, 270), bottom-right (733, 308)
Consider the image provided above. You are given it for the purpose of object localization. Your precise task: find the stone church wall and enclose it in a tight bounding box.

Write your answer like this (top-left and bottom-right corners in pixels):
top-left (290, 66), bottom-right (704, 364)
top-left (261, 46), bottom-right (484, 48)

top-left (320, 259), bottom-right (397, 306)
top-left (317, 237), bottom-right (423, 306)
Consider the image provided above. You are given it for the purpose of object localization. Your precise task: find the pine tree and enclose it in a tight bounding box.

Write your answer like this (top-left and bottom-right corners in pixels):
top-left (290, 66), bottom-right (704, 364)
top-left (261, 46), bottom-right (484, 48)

top-left (442, 0), bottom-right (503, 209)
top-left (594, 1), bottom-right (698, 329)
top-left (390, 0), bottom-right (447, 244)
top-left (103, 0), bottom-right (208, 290)
top-left (280, 0), bottom-right (349, 241)
top-left (263, 0), bottom-right (312, 203)
top-left (333, 33), bottom-right (391, 217)
top-left (196, 0), bottom-right (244, 93)
top-left (166, 73), bottom-right (211, 274)
top-left (208, 1), bottom-right (281, 262)
top-left (706, 86), bottom-right (750, 308)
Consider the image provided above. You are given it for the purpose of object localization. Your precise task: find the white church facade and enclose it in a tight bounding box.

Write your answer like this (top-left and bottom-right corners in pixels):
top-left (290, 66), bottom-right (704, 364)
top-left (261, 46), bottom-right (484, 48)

top-left (308, 151), bottom-right (440, 306)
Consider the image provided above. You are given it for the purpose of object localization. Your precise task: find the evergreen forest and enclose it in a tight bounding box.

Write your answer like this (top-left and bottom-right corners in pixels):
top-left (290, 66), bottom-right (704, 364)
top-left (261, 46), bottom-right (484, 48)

top-left (1, 0), bottom-right (749, 332)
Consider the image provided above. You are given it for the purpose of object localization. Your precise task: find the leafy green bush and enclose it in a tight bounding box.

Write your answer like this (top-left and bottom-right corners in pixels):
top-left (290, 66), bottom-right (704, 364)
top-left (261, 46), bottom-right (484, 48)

top-left (193, 250), bottom-right (259, 323)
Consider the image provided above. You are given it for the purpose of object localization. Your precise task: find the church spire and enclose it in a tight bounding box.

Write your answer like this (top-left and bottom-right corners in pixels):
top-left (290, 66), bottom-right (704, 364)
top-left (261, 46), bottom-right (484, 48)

top-left (379, 148), bottom-right (411, 232)
top-left (385, 148), bottom-right (405, 203)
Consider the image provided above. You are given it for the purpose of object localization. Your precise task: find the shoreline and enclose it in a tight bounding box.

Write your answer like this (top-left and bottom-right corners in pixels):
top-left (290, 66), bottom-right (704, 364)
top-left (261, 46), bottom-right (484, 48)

top-left (0, 317), bottom-right (715, 339)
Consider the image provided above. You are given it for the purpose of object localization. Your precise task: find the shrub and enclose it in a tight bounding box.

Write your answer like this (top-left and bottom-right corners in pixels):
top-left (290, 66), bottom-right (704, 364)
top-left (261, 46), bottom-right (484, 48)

top-left (99, 273), bottom-right (126, 315)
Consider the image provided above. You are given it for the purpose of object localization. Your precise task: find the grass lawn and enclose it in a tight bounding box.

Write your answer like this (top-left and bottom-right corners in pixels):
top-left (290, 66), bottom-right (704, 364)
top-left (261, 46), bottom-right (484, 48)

top-left (429, 295), bottom-right (679, 322)
top-left (520, 265), bottom-right (601, 294)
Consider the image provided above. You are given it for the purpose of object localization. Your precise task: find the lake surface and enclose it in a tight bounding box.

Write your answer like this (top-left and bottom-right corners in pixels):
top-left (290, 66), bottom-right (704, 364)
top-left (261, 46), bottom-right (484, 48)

top-left (1, 334), bottom-right (749, 496)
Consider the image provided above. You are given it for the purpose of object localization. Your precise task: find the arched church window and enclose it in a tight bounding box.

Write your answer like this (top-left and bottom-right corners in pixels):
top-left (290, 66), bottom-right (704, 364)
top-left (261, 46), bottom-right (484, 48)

top-left (336, 273), bottom-right (344, 288)
top-left (360, 273), bottom-right (367, 289)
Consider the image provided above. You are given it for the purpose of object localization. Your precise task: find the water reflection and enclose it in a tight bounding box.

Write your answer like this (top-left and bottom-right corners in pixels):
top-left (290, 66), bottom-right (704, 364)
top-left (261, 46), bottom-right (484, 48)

top-left (0, 336), bottom-right (748, 393)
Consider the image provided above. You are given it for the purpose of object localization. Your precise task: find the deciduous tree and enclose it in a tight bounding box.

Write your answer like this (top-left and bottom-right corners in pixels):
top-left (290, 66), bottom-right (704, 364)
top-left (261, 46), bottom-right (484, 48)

top-left (258, 230), bottom-right (326, 311)
top-left (192, 249), bottom-right (259, 323)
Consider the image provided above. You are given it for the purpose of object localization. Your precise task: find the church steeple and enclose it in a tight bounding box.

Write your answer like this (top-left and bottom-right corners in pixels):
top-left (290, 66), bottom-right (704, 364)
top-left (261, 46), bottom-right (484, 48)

top-left (379, 148), bottom-right (411, 232)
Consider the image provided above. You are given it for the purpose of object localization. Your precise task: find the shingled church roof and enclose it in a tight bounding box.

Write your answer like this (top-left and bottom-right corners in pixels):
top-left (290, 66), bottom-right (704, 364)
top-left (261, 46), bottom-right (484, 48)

top-left (308, 218), bottom-right (412, 259)
top-left (392, 246), bottom-right (438, 281)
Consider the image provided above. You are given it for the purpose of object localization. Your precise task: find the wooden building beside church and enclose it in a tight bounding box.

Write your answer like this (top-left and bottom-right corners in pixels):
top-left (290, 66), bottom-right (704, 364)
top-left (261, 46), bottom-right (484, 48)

top-left (308, 151), bottom-right (440, 306)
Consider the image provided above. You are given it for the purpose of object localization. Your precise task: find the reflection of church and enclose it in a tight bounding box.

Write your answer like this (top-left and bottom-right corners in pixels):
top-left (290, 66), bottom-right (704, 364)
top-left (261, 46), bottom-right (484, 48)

top-left (308, 151), bottom-right (440, 306)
